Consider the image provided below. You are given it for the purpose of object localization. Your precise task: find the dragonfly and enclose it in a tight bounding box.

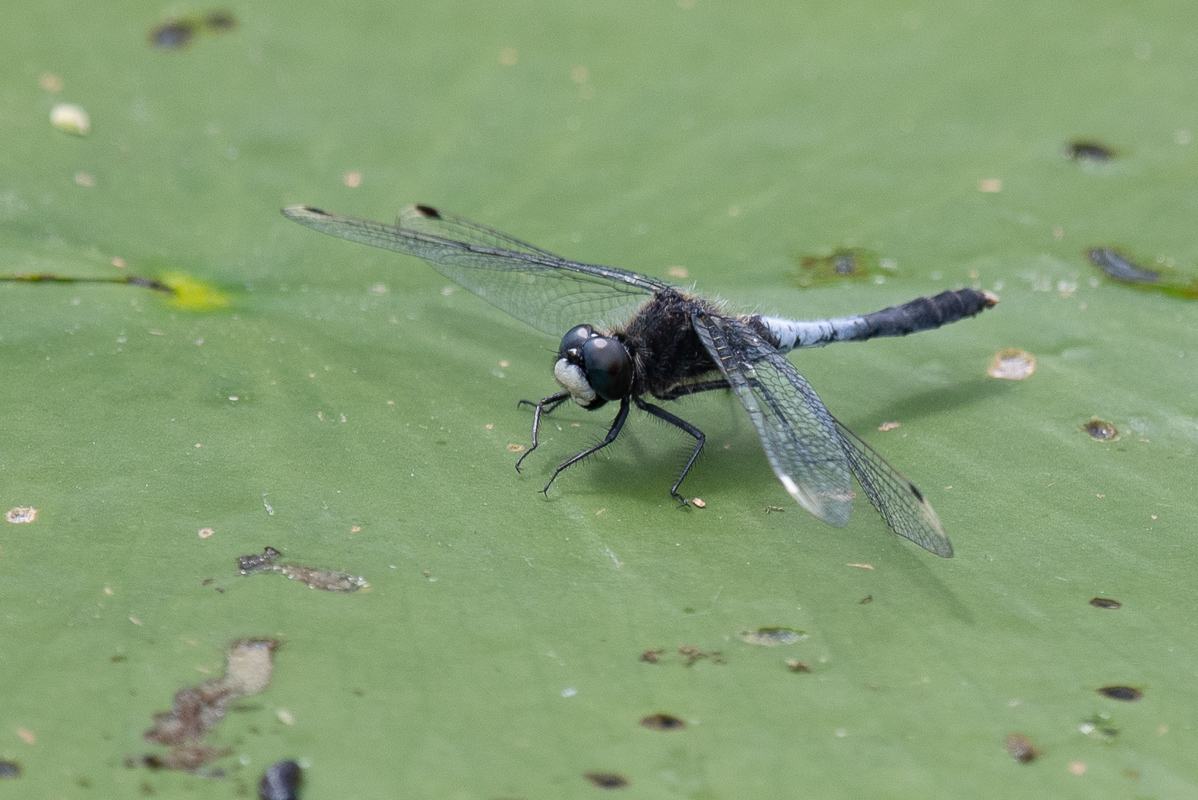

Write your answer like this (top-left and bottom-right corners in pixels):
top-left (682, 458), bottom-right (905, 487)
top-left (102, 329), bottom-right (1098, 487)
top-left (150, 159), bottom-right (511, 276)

top-left (282, 204), bottom-right (998, 557)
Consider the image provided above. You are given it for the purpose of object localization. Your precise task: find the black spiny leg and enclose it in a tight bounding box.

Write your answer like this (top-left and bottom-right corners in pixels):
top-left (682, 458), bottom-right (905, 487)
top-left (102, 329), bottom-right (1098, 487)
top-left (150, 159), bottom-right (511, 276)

top-left (516, 391), bottom-right (570, 473)
top-left (541, 396), bottom-right (632, 495)
top-left (656, 380), bottom-right (731, 400)
top-left (634, 397), bottom-right (706, 505)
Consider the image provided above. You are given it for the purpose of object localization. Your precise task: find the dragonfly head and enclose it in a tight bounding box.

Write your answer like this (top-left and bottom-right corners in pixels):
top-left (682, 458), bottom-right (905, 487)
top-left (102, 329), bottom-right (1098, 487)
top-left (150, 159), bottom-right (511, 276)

top-left (554, 324), bottom-right (633, 409)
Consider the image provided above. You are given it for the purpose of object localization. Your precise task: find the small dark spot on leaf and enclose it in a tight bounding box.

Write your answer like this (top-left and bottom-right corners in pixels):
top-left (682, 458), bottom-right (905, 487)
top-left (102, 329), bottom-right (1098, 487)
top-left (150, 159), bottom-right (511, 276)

top-left (640, 649), bottom-right (662, 664)
top-left (1098, 685), bottom-right (1142, 701)
top-left (111, 654), bottom-right (128, 663)
top-left (1082, 418), bottom-right (1119, 441)
top-left (1066, 140), bottom-right (1116, 162)
top-left (640, 713), bottom-right (685, 731)
top-left (1090, 597), bottom-right (1122, 609)
top-left (149, 11), bottom-right (237, 50)
top-left (202, 578), bottom-right (214, 586)
top-left (1004, 732), bottom-right (1040, 763)
top-left (859, 594), bottom-right (873, 604)
top-left (205, 11), bottom-right (237, 31)
top-left (584, 771), bottom-right (629, 789)
top-left (258, 760), bottom-right (301, 800)
top-left (149, 21), bottom-right (194, 49)
top-left (0, 761), bottom-right (21, 779)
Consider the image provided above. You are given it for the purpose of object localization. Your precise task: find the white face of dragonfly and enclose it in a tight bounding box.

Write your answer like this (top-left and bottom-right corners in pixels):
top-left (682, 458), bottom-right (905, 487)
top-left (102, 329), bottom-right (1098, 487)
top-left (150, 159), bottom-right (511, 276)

top-left (553, 324), bottom-right (634, 409)
top-left (554, 357), bottom-right (597, 407)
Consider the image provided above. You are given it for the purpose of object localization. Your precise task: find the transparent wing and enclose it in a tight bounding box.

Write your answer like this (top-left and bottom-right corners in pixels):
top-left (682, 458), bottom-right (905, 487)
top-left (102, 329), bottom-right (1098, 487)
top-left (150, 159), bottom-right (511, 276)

top-left (282, 205), bottom-right (670, 336)
top-left (690, 310), bottom-right (855, 526)
top-left (832, 420), bottom-right (953, 557)
top-left (395, 204), bottom-right (563, 257)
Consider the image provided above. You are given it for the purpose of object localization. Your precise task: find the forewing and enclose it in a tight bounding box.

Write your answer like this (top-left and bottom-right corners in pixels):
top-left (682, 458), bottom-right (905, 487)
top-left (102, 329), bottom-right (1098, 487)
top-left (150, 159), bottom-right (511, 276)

top-left (832, 420), bottom-right (953, 557)
top-left (282, 205), bottom-right (668, 335)
top-left (690, 310), bottom-right (854, 526)
top-left (396, 204), bottom-right (563, 257)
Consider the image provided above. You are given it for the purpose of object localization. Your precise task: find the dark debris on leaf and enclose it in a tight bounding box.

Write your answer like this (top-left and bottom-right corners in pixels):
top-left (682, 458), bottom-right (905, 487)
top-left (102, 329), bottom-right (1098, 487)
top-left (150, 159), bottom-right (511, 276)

top-left (258, 760), bottom-right (302, 800)
top-left (584, 771), bottom-right (630, 789)
top-left (640, 713), bottom-right (685, 731)
top-left (1004, 733), bottom-right (1040, 763)
top-left (1097, 685), bottom-right (1142, 702)
top-left (1066, 140), bottom-right (1116, 162)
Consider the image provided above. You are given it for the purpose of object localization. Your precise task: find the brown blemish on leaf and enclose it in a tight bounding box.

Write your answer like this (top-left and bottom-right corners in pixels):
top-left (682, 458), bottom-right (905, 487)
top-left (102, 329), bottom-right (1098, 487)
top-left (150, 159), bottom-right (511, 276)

top-left (1089, 597), bottom-right (1122, 609)
top-left (640, 649), bottom-right (663, 664)
top-left (1004, 732), bottom-right (1040, 763)
top-left (138, 638), bottom-right (281, 772)
top-left (678, 645), bottom-right (724, 665)
top-left (639, 713), bottom-right (685, 731)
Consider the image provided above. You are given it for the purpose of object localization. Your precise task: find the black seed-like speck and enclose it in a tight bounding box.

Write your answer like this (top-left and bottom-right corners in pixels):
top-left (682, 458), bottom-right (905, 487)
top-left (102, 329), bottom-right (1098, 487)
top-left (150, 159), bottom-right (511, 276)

top-left (0, 761), bottom-right (21, 779)
top-left (1098, 685), bottom-right (1142, 701)
top-left (1066, 140), bottom-right (1116, 162)
top-left (640, 713), bottom-right (685, 731)
top-left (584, 771), bottom-right (629, 789)
top-left (1090, 597), bottom-right (1122, 609)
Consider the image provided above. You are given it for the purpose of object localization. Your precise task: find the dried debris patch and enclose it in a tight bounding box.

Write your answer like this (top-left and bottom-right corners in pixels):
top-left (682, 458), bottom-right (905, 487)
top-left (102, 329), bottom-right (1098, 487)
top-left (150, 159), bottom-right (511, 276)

top-left (5, 507), bottom-right (37, 524)
top-left (238, 546), bottom-right (369, 592)
top-left (136, 638), bottom-right (281, 772)
top-left (739, 627), bottom-right (806, 646)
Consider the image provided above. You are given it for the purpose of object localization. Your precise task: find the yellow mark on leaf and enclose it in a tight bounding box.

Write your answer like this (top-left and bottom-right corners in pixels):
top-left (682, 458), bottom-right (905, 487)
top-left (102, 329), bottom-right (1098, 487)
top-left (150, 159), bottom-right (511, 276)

top-left (160, 271), bottom-right (229, 310)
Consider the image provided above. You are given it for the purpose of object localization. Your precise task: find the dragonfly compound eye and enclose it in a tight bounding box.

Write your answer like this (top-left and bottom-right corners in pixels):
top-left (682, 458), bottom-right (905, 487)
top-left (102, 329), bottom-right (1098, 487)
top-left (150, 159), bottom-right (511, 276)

top-left (558, 324), bottom-right (595, 358)
top-left (582, 337), bottom-right (633, 400)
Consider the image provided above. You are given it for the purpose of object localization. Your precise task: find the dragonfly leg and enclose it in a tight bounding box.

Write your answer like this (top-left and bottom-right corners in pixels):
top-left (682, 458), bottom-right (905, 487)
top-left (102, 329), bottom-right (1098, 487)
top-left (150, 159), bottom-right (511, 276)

top-left (540, 396), bottom-right (632, 494)
top-left (655, 379), bottom-right (730, 400)
top-left (635, 398), bottom-right (706, 505)
top-left (515, 391), bottom-right (570, 473)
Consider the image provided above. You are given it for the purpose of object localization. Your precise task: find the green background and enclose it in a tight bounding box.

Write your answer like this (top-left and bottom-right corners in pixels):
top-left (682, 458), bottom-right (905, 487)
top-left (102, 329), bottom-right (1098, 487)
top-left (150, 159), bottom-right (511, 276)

top-left (2, 1), bottom-right (1196, 797)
